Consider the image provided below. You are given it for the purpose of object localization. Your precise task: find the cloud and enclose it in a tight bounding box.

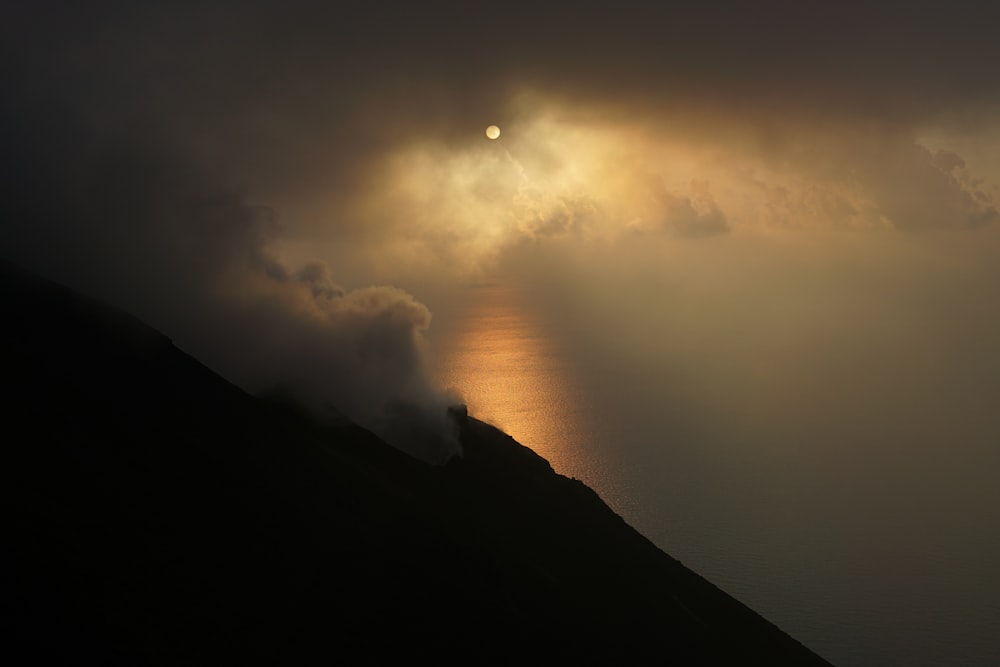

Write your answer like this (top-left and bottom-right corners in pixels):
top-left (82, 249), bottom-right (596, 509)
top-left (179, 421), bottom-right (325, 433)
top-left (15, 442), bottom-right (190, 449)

top-left (513, 193), bottom-right (599, 239)
top-left (641, 180), bottom-right (730, 239)
top-left (294, 262), bottom-right (346, 300)
top-left (844, 139), bottom-right (1000, 231)
top-left (213, 275), bottom-right (461, 464)
top-left (178, 201), bottom-right (465, 462)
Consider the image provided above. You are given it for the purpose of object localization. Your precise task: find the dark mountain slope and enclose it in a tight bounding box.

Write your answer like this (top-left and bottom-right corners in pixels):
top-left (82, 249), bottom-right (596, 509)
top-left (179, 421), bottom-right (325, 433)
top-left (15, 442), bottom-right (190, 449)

top-left (2, 260), bottom-right (831, 665)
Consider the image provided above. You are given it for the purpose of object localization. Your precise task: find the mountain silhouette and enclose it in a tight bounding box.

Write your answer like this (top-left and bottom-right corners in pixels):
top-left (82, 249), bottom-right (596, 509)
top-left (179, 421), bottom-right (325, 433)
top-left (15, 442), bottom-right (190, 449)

top-left (2, 259), bottom-right (831, 665)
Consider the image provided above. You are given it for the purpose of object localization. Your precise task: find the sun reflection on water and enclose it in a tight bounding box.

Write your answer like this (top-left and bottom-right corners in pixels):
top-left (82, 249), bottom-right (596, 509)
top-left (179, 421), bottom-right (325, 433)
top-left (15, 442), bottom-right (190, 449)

top-left (430, 285), bottom-right (598, 482)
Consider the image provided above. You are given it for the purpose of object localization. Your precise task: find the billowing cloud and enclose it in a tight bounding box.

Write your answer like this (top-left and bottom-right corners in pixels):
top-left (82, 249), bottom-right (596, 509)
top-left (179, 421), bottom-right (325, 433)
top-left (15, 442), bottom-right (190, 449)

top-left (636, 180), bottom-right (730, 238)
top-left (868, 144), bottom-right (999, 231)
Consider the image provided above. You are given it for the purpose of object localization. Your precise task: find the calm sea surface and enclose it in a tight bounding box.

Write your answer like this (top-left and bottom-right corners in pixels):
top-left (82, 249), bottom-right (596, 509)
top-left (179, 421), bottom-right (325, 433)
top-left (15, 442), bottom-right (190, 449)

top-left (430, 285), bottom-right (1000, 667)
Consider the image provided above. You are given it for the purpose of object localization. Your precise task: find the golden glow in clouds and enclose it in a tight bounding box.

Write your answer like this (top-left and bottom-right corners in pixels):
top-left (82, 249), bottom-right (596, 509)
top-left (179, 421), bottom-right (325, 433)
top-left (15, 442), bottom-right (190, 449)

top-left (357, 94), bottom-right (998, 282)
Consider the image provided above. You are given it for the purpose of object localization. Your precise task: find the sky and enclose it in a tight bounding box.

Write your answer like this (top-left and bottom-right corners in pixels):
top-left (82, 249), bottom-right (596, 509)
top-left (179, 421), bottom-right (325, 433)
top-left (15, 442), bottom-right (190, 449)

top-left (3, 0), bottom-right (1000, 466)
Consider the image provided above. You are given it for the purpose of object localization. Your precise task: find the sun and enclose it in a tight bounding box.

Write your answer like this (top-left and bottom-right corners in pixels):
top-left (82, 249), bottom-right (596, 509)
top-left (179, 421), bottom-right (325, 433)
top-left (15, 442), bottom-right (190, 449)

top-left (486, 125), bottom-right (501, 140)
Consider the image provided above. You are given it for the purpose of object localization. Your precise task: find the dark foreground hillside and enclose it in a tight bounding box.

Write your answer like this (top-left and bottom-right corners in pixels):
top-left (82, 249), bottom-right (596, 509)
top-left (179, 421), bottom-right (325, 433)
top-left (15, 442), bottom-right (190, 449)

top-left (2, 260), bottom-right (832, 665)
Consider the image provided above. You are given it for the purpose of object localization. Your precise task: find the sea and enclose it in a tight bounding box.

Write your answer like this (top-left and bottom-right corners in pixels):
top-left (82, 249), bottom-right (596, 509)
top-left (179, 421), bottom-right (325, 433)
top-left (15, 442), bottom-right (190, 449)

top-left (430, 284), bottom-right (1000, 667)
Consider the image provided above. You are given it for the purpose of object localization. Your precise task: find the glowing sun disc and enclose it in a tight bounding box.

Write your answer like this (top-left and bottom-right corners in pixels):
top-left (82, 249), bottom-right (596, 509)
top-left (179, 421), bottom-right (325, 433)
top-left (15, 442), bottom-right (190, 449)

top-left (486, 125), bottom-right (501, 140)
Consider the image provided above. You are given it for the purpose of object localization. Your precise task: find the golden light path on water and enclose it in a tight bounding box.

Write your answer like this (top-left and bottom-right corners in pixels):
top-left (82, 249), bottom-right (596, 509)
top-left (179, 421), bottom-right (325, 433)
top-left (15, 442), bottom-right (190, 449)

top-left (431, 285), bottom-right (628, 509)
top-left (426, 283), bottom-right (1000, 667)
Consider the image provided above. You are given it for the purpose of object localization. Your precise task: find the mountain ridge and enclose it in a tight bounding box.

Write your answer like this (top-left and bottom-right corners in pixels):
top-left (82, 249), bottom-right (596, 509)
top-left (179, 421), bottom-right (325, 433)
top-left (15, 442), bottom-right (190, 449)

top-left (2, 259), bottom-right (832, 665)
